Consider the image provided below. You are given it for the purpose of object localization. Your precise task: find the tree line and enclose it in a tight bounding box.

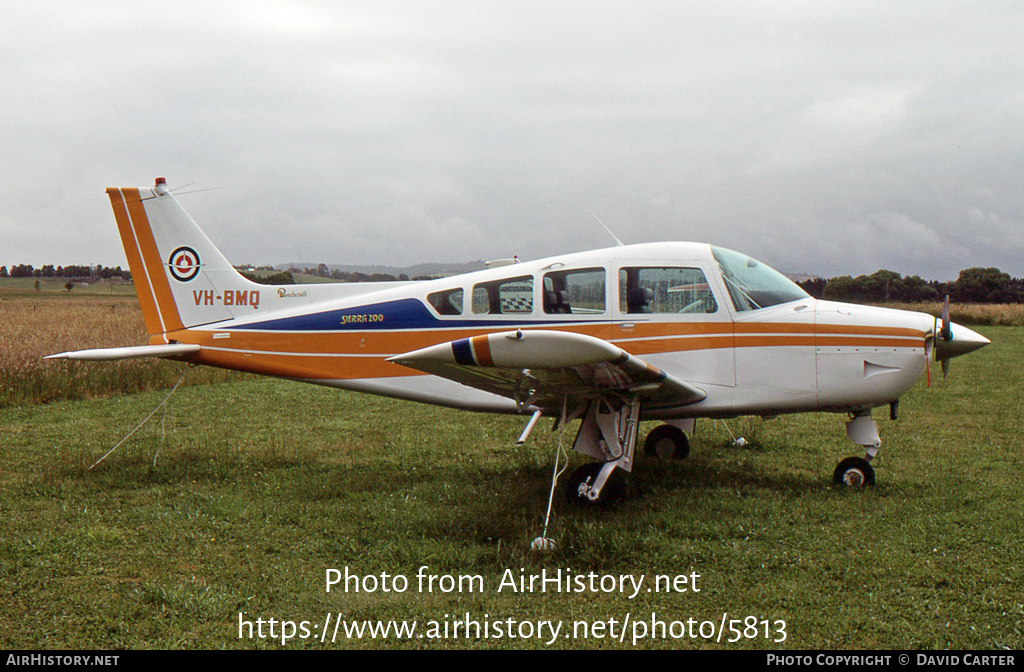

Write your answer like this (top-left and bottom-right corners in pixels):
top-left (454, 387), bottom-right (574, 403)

top-left (0, 264), bottom-right (131, 280)
top-left (248, 263), bottom-right (1024, 302)
top-left (0, 262), bottom-right (418, 286)
top-left (5, 260), bottom-right (1021, 304)
top-left (797, 267), bottom-right (1023, 304)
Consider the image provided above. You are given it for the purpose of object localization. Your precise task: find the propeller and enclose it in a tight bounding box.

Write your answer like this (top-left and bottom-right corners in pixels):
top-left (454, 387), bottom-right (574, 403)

top-left (940, 295), bottom-right (952, 341)
top-left (932, 295), bottom-right (989, 379)
top-left (939, 295), bottom-right (951, 378)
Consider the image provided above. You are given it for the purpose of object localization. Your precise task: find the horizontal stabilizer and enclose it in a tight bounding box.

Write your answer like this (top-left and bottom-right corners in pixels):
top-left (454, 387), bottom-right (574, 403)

top-left (44, 344), bottom-right (201, 362)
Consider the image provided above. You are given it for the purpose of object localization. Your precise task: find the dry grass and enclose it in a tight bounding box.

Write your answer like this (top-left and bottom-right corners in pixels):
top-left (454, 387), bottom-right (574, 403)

top-left (0, 295), bottom-right (244, 408)
top-left (1, 297), bottom-right (145, 366)
top-left (878, 301), bottom-right (1024, 327)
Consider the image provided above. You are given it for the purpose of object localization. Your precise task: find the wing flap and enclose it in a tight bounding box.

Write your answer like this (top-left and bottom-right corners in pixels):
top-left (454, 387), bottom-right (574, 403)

top-left (388, 330), bottom-right (705, 412)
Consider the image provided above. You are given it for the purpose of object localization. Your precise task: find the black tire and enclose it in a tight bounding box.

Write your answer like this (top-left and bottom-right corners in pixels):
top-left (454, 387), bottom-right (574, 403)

top-left (832, 457), bottom-right (876, 487)
top-left (565, 462), bottom-right (626, 507)
top-left (643, 424), bottom-right (690, 459)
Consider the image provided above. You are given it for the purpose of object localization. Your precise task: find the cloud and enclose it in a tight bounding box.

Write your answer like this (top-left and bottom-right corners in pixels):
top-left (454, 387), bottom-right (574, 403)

top-left (2, 1), bottom-right (1023, 280)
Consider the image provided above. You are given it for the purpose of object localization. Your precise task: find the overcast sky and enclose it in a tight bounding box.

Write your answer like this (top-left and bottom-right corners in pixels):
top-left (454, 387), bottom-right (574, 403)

top-left (2, 1), bottom-right (1022, 280)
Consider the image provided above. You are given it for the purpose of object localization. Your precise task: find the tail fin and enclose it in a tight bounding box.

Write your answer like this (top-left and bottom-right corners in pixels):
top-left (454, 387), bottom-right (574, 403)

top-left (107, 178), bottom-right (265, 341)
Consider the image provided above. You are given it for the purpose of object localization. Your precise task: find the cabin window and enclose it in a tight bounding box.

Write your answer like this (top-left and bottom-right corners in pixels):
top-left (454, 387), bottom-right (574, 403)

top-left (619, 267), bottom-right (718, 314)
top-left (471, 275), bottom-right (534, 314)
top-left (542, 268), bottom-right (606, 314)
top-left (427, 288), bottom-right (464, 315)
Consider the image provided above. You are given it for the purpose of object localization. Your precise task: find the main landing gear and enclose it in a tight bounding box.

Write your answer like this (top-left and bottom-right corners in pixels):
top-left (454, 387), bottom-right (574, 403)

top-left (642, 423), bottom-right (690, 460)
top-left (564, 413), bottom-right (692, 507)
top-left (563, 397), bottom-right (640, 507)
top-left (833, 410), bottom-right (881, 487)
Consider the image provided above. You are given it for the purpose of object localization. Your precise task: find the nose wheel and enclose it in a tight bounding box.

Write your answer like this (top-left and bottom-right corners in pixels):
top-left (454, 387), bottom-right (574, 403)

top-left (832, 456), bottom-right (875, 487)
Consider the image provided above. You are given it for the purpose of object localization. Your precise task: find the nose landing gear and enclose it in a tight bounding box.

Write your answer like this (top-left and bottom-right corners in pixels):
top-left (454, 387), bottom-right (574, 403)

top-left (834, 410), bottom-right (882, 487)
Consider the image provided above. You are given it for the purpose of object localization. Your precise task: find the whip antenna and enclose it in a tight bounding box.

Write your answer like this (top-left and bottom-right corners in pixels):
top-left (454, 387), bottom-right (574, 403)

top-left (172, 186), bottom-right (226, 196)
top-left (578, 198), bottom-right (625, 247)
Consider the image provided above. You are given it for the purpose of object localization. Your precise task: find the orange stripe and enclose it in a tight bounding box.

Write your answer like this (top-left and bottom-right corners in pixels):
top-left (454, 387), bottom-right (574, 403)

top-left (734, 335), bottom-right (817, 348)
top-left (617, 335), bottom-right (734, 355)
top-left (192, 350), bottom-right (403, 380)
top-left (470, 335), bottom-right (494, 367)
top-left (122, 189), bottom-right (185, 333)
top-left (107, 188), bottom-right (163, 338)
top-left (734, 323), bottom-right (815, 335)
top-left (737, 335), bottom-right (923, 349)
top-left (181, 334), bottom-right (925, 383)
top-left (816, 336), bottom-right (925, 349)
top-left (164, 316), bottom-right (926, 383)
top-left (606, 322), bottom-right (734, 338)
top-left (734, 323), bottom-right (924, 338)
top-left (173, 324), bottom-right (923, 359)
top-left (814, 324), bottom-right (923, 338)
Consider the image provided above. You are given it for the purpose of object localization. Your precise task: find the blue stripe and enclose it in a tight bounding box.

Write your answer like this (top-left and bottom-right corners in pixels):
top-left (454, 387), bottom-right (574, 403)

top-left (230, 299), bottom-right (431, 331)
top-left (231, 298), bottom-right (609, 331)
top-left (451, 339), bottom-right (475, 365)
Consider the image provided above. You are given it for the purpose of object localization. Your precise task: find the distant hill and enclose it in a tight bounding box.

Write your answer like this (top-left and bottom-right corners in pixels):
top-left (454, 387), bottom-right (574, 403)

top-left (275, 261), bottom-right (488, 279)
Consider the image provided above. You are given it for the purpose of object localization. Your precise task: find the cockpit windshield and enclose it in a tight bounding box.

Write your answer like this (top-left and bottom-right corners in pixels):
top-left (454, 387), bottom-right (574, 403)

top-left (711, 246), bottom-right (809, 312)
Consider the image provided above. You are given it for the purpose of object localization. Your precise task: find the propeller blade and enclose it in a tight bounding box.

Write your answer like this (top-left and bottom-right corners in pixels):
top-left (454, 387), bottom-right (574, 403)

top-left (925, 342), bottom-right (932, 387)
top-left (940, 295), bottom-right (952, 342)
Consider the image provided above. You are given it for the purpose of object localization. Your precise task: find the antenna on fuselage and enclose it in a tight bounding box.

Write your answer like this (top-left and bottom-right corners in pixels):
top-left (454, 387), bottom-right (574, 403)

top-left (578, 198), bottom-right (625, 247)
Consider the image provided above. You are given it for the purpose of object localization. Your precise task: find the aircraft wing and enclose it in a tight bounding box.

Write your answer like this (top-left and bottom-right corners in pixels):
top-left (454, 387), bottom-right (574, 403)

top-left (387, 330), bottom-right (705, 413)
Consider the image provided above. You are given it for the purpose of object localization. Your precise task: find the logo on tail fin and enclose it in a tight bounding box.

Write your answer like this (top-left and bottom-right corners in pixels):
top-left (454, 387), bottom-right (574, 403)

top-left (168, 246), bottom-right (201, 282)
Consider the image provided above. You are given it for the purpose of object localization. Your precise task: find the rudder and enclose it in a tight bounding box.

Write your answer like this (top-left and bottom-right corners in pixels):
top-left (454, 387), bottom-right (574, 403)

top-left (107, 178), bottom-right (265, 340)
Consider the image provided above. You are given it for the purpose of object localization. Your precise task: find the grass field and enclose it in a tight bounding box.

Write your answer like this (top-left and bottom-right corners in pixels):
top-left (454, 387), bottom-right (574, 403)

top-left (1, 315), bottom-right (1021, 648)
top-left (878, 301), bottom-right (1024, 327)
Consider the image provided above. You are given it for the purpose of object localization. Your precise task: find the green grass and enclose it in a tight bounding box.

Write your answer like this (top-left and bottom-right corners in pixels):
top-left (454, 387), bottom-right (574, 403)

top-left (1, 328), bottom-right (1022, 649)
top-left (0, 277), bottom-right (137, 298)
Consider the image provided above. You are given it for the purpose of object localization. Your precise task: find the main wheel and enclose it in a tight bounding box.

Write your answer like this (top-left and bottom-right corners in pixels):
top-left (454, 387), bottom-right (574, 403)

top-left (565, 462), bottom-right (626, 507)
top-left (643, 424), bottom-right (690, 459)
top-left (832, 457), bottom-right (876, 487)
